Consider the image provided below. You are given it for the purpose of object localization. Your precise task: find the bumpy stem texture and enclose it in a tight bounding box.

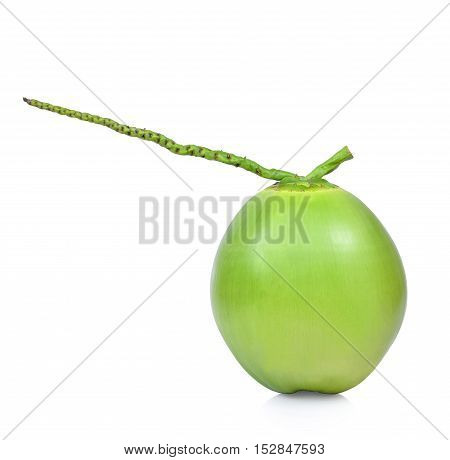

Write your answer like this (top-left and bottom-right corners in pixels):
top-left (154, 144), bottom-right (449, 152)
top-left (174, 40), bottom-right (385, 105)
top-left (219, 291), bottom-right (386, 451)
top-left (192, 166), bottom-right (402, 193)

top-left (23, 98), bottom-right (353, 183)
top-left (23, 98), bottom-right (300, 182)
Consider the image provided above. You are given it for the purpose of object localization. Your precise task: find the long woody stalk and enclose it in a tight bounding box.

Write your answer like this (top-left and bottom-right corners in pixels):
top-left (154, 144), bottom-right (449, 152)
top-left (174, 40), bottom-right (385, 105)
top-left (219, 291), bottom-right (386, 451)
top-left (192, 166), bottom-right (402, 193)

top-left (23, 98), bottom-right (353, 183)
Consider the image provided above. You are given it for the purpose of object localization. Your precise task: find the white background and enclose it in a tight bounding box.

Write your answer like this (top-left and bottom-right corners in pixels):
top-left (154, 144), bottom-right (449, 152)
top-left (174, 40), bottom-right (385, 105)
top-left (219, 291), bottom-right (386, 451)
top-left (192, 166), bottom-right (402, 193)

top-left (0, 0), bottom-right (449, 458)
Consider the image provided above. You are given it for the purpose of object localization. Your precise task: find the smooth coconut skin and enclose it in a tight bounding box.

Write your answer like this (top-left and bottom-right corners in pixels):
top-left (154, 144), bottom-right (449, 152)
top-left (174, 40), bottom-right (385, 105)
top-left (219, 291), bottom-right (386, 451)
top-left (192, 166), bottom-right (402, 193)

top-left (211, 184), bottom-right (406, 394)
top-left (23, 98), bottom-right (407, 394)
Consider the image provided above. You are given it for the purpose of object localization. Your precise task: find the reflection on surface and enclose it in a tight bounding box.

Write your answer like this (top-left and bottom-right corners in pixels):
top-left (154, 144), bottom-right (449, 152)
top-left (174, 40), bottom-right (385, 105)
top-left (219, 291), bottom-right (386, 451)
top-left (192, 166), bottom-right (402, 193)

top-left (264, 391), bottom-right (352, 424)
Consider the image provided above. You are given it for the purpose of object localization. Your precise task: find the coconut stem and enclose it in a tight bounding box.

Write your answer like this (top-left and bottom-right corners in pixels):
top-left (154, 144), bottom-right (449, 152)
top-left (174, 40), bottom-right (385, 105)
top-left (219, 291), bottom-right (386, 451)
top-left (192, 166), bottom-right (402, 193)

top-left (306, 146), bottom-right (353, 181)
top-left (23, 97), bottom-right (352, 183)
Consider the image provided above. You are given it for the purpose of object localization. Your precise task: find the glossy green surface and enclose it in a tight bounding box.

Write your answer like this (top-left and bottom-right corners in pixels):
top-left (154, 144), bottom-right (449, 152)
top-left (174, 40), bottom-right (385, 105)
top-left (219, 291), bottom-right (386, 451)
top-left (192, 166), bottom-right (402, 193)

top-left (211, 186), bottom-right (406, 394)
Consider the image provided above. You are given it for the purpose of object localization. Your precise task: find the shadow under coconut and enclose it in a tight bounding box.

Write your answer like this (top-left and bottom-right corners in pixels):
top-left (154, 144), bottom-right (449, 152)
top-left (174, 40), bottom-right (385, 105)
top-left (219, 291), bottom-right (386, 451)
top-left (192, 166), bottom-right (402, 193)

top-left (264, 391), bottom-right (352, 422)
